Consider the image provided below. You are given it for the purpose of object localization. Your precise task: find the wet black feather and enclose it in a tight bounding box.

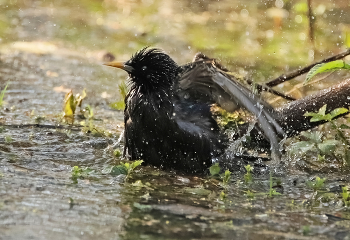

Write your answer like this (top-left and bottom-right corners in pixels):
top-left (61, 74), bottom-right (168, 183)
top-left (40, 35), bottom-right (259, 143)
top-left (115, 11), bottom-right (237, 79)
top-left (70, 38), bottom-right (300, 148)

top-left (123, 47), bottom-right (226, 173)
top-left (119, 47), bottom-right (282, 173)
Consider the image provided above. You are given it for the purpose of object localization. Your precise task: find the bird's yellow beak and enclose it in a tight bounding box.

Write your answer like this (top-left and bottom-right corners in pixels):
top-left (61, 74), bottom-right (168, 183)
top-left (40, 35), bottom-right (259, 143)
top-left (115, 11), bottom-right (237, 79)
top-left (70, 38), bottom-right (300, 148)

top-left (103, 61), bottom-right (135, 73)
top-left (103, 61), bottom-right (125, 69)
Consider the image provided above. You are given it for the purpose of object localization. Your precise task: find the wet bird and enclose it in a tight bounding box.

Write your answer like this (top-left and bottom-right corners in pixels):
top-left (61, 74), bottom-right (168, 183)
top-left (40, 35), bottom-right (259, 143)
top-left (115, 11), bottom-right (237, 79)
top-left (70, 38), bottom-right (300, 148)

top-left (104, 47), bottom-right (284, 173)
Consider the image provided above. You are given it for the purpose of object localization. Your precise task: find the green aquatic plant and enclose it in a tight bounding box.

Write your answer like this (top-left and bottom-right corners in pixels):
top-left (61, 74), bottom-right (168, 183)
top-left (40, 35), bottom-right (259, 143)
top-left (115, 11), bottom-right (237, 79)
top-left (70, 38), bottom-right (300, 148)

top-left (219, 190), bottom-right (227, 200)
top-left (222, 170), bottom-right (232, 187)
top-left (306, 176), bottom-right (326, 191)
top-left (113, 149), bottom-right (122, 158)
top-left (244, 164), bottom-right (253, 183)
top-left (291, 104), bottom-right (350, 165)
top-left (268, 172), bottom-right (281, 197)
top-left (110, 82), bottom-right (127, 111)
top-left (110, 160), bottom-right (144, 179)
top-left (245, 190), bottom-right (255, 199)
top-left (63, 89), bottom-right (87, 124)
top-left (5, 135), bottom-right (12, 143)
top-left (71, 166), bottom-right (94, 184)
top-left (342, 186), bottom-right (350, 207)
top-left (209, 162), bottom-right (221, 176)
top-left (0, 82), bottom-right (9, 107)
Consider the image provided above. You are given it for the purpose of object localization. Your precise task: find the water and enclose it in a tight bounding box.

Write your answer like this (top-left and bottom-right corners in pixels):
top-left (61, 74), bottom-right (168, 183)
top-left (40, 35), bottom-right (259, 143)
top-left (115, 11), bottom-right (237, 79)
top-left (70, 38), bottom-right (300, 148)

top-left (1, 0), bottom-right (350, 239)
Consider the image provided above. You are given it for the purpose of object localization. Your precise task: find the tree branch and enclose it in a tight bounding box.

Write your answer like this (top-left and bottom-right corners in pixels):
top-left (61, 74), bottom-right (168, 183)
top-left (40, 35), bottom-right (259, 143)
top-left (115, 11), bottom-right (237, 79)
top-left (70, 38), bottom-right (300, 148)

top-left (266, 48), bottom-right (350, 87)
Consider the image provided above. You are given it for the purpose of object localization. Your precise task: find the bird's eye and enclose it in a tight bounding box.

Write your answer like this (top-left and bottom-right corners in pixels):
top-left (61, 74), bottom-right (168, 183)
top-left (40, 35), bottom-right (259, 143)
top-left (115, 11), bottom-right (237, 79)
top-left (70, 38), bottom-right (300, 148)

top-left (142, 66), bottom-right (147, 71)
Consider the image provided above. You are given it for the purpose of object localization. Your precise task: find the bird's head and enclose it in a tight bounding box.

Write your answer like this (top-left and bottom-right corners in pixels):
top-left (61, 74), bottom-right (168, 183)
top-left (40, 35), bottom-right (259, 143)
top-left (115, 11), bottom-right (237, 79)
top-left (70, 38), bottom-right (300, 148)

top-left (104, 47), bottom-right (178, 91)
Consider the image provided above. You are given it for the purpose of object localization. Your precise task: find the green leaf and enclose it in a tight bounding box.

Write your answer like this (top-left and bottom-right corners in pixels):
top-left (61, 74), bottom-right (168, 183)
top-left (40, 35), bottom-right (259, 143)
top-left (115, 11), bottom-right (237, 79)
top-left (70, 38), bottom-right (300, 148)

top-left (244, 165), bottom-right (253, 183)
top-left (245, 190), bottom-right (255, 198)
top-left (305, 60), bottom-right (347, 84)
top-left (340, 124), bottom-right (350, 129)
top-left (209, 163), bottom-right (221, 176)
top-left (113, 149), bottom-right (122, 157)
top-left (118, 81), bottom-right (128, 99)
top-left (110, 82), bottom-right (128, 111)
top-left (318, 139), bottom-right (339, 154)
top-left (301, 131), bottom-right (323, 143)
top-left (109, 100), bottom-right (125, 110)
top-left (244, 164), bottom-right (253, 173)
top-left (318, 104), bottom-right (327, 116)
top-left (222, 170), bottom-right (231, 185)
top-left (0, 82), bottom-right (9, 107)
top-left (63, 91), bottom-right (76, 118)
top-left (219, 190), bottom-right (227, 200)
top-left (110, 165), bottom-right (128, 176)
top-left (130, 160), bottom-right (144, 172)
top-left (304, 105), bottom-right (333, 122)
top-left (290, 141), bottom-right (316, 154)
top-left (307, 176), bottom-right (326, 190)
top-left (330, 107), bottom-right (348, 119)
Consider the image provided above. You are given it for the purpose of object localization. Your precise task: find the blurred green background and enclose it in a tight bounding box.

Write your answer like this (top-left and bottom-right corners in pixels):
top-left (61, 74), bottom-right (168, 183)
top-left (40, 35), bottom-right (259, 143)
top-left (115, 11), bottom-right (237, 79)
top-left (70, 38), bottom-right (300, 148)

top-left (1, 0), bottom-right (349, 81)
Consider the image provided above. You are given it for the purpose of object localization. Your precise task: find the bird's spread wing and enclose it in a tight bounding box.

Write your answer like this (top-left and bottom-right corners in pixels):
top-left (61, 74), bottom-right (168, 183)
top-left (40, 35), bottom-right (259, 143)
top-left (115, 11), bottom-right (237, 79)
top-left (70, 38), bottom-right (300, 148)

top-left (177, 56), bottom-right (285, 161)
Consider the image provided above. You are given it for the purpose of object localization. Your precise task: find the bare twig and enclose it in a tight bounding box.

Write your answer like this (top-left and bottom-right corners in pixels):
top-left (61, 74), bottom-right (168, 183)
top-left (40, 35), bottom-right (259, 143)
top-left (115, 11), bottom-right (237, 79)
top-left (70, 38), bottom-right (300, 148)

top-left (245, 79), bottom-right (297, 101)
top-left (266, 48), bottom-right (350, 87)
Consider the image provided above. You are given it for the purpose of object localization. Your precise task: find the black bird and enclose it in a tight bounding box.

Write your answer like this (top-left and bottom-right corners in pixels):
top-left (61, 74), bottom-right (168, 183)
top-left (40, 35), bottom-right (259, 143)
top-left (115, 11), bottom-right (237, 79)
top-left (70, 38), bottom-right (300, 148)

top-left (104, 47), bottom-right (284, 173)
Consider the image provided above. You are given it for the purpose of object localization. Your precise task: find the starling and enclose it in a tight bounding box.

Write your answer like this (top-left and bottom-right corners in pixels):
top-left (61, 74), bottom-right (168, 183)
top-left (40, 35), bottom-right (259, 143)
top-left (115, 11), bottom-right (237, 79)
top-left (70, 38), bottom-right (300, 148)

top-left (104, 47), bottom-right (283, 173)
